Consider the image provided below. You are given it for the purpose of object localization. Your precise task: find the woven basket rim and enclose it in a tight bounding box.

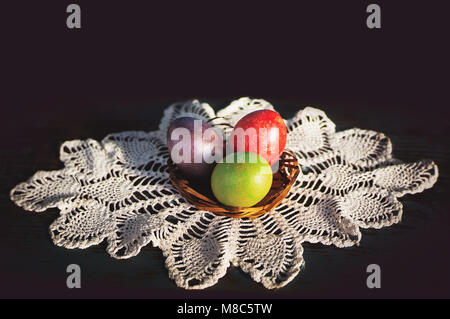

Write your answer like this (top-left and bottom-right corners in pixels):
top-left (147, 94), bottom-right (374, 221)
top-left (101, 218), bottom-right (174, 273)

top-left (168, 149), bottom-right (300, 219)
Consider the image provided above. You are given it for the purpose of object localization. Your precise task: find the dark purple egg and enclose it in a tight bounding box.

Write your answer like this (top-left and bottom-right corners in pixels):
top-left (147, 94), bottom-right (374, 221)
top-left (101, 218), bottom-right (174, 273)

top-left (167, 117), bottom-right (223, 180)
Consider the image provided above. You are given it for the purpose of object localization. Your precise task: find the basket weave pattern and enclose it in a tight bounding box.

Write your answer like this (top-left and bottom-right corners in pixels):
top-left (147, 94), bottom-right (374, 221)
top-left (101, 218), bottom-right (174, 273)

top-left (168, 149), bottom-right (300, 218)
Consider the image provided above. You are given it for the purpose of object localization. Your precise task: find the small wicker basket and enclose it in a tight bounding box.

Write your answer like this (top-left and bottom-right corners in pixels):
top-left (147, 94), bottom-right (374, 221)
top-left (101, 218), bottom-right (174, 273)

top-left (168, 149), bottom-right (300, 218)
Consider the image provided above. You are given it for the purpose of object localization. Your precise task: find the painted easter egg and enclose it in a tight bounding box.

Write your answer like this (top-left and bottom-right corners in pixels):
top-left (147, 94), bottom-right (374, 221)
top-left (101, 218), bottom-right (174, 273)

top-left (211, 152), bottom-right (273, 207)
top-left (167, 117), bottom-right (223, 180)
top-left (229, 110), bottom-right (287, 166)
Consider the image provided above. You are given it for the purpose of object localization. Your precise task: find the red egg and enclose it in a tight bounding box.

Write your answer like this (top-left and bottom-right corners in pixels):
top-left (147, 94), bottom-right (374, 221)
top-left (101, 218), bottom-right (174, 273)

top-left (229, 110), bottom-right (287, 166)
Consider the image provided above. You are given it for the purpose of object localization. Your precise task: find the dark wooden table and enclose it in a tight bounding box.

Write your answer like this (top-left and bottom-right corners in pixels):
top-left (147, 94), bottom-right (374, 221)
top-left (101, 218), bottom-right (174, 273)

top-left (2, 0), bottom-right (449, 299)
top-left (1, 98), bottom-right (449, 298)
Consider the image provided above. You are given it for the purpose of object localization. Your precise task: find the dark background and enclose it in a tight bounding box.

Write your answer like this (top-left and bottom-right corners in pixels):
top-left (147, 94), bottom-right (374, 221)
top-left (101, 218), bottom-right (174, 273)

top-left (0, 1), bottom-right (449, 298)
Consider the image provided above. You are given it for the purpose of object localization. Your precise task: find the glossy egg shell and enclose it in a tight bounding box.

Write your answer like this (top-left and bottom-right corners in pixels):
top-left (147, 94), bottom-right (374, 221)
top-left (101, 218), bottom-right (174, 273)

top-left (211, 152), bottom-right (273, 207)
top-left (167, 117), bottom-right (223, 180)
top-left (229, 109), bottom-right (287, 165)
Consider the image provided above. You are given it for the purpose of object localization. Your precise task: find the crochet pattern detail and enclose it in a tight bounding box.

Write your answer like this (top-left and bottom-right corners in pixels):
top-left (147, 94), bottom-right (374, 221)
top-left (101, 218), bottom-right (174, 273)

top-left (10, 98), bottom-right (438, 289)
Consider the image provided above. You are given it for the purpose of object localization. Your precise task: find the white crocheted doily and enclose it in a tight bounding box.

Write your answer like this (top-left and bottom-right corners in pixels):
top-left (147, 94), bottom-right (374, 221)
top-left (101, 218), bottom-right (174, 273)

top-left (10, 98), bottom-right (438, 289)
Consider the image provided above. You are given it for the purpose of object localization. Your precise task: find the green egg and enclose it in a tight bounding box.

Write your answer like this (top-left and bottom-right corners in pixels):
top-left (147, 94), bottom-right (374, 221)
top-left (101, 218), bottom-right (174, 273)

top-left (211, 152), bottom-right (273, 207)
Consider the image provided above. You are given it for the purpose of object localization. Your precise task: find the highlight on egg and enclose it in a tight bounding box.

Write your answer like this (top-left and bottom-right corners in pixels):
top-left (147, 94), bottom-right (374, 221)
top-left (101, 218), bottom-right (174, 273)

top-left (228, 109), bottom-right (287, 166)
top-left (211, 151), bottom-right (273, 207)
top-left (167, 117), bottom-right (224, 180)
